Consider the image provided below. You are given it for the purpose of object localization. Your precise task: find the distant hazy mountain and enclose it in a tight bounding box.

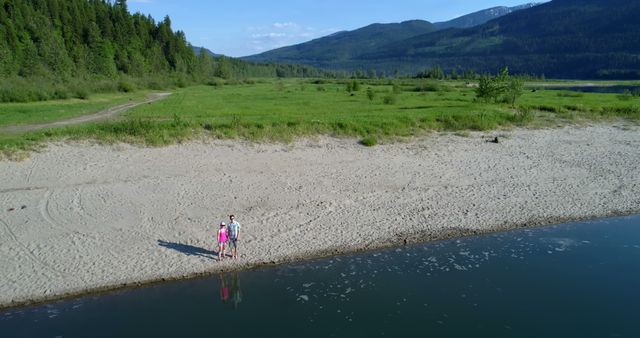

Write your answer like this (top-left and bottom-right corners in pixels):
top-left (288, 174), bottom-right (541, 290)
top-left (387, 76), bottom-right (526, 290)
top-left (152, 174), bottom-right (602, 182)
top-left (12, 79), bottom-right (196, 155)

top-left (192, 46), bottom-right (222, 58)
top-left (245, 0), bottom-right (640, 79)
top-left (245, 20), bottom-right (435, 65)
top-left (357, 0), bottom-right (640, 78)
top-left (433, 3), bottom-right (543, 30)
top-left (244, 3), bottom-right (540, 65)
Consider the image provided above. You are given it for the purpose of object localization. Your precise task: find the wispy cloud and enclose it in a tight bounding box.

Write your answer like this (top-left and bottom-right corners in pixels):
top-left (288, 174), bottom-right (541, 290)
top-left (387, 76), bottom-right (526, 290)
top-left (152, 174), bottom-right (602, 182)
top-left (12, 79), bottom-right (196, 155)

top-left (246, 22), bottom-right (339, 54)
top-left (272, 22), bottom-right (299, 29)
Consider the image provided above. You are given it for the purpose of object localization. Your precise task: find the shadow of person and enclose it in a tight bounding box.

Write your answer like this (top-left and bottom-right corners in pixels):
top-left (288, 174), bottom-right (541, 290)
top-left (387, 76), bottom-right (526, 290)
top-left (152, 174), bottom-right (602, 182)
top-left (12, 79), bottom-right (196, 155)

top-left (157, 240), bottom-right (216, 259)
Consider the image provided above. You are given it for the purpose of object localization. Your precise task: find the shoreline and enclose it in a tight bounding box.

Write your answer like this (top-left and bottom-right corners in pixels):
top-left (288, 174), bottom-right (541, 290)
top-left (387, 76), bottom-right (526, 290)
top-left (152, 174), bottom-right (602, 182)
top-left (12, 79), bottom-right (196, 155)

top-left (2, 211), bottom-right (638, 312)
top-left (1, 124), bottom-right (639, 310)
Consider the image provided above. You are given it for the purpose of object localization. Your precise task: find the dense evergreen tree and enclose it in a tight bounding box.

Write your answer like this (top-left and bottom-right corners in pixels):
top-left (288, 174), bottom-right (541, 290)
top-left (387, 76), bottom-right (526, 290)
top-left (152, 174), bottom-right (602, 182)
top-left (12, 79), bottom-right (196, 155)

top-left (0, 0), bottom-right (195, 78)
top-left (0, 0), bottom-right (334, 102)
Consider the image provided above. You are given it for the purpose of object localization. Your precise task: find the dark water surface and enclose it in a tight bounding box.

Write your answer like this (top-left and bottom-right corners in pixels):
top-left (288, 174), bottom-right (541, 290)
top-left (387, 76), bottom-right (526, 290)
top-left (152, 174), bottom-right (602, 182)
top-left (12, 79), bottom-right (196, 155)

top-left (545, 85), bottom-right (640, 94)
top-left (2, 215), bottom-right (639, 338)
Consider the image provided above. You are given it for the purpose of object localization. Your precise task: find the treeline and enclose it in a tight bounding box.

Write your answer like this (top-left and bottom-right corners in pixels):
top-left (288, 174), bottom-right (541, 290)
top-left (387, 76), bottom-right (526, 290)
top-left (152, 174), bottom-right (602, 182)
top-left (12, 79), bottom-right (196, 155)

top-left (197, 53), bottom-right (333, 81)
top-left (0, 0), bottom-right (195, 79)
top-left (0, 0), bottom-right (333, 102)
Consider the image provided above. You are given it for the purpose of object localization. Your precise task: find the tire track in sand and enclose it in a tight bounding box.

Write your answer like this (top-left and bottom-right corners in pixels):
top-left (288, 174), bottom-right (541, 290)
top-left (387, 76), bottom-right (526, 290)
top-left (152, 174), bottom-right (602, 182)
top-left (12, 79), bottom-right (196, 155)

top-left (0, 216), bottom-right (67, 280)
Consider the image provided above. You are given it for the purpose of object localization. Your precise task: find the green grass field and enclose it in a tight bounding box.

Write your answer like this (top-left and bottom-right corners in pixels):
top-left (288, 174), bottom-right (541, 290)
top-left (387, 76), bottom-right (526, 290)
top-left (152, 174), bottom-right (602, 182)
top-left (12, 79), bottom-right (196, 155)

top-left (1, 79), bottom-right (638, 158)
top-left (0, 91), bottom-right (148, 128)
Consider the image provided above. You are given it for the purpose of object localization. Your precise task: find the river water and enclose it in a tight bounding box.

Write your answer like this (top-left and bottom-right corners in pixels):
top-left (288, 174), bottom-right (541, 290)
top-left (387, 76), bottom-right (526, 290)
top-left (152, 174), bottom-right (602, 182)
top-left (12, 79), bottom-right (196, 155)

top-left (545, 85), bottom-right (640, 94)
top-left (2, 215), bottom-right (639, 337)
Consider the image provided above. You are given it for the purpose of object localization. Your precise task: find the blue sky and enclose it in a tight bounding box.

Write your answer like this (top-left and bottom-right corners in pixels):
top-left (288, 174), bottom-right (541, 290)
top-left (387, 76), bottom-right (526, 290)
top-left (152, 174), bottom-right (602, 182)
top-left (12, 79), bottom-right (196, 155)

top-left (128, 0), bottom-right (535, 57)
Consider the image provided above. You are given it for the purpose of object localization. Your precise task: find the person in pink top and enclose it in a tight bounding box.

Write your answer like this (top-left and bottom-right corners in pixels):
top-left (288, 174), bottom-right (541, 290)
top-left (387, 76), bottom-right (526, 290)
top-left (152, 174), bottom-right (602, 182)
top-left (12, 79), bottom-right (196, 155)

top-left (217, 222), bottom-right (228, 260)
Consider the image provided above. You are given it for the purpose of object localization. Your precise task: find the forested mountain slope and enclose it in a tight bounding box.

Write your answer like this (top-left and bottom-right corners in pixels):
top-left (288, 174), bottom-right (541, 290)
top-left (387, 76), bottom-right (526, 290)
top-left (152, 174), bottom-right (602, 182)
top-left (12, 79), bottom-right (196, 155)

top-left (246, 0), bottom-right (640, 79)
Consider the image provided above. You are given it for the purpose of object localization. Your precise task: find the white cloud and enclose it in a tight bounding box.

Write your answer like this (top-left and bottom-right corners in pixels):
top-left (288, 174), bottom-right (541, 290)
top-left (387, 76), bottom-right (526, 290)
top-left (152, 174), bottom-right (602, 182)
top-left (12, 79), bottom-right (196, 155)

top-left (245, 22), bottom-right (339, 54)
top-left (272, 22), bottom-right (299, 29)
top-left (251, 33), bottom-right (287, 38)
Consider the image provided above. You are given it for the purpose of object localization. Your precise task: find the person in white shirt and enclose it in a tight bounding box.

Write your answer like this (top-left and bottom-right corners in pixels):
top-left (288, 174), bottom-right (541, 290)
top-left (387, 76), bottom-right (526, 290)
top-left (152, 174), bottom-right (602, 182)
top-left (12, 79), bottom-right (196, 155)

top-left (227, 214), bottom-right (241, 259)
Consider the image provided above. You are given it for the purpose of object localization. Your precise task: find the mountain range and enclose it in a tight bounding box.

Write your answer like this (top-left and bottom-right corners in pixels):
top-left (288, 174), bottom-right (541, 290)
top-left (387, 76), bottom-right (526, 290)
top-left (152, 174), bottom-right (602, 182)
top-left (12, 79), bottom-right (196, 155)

top-left (244, 3), bottom-right (541, 67)
top-left (433, 3), bottom-right (542, 30)
top-left (244, 0), bottom-right (640, 79)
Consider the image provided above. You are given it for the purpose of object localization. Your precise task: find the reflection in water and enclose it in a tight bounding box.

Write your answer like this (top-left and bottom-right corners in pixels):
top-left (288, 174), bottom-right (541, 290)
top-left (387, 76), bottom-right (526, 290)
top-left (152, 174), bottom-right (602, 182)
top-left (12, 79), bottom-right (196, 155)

top-left (219, 275), bottom-right (229, 303)
top-left (218, 273), bottom-right (242, 309)
top-left (231, 273), bottom-right (243, 309)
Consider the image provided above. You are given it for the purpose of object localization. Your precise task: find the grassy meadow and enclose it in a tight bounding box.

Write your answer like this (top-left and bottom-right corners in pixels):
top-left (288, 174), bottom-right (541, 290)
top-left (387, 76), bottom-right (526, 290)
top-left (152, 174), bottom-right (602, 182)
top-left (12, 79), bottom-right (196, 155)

top-left (0, 78), bottom-right (638, 158)
top-left (0, 91), bottom-right (149, 128)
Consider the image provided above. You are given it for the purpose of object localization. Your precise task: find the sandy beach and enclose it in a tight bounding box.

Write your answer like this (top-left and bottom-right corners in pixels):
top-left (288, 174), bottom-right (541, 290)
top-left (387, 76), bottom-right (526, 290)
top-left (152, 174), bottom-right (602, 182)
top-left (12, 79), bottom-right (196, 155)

top-left (1, 124), bottom-right (639, 309)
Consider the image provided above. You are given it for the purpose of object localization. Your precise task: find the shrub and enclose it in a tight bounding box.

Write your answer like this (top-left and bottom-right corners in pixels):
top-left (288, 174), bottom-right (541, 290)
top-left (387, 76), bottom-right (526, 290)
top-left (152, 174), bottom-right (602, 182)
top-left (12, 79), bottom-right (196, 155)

top-left (53, 86), bottom-right (70, 100)
top-left (366, 87), bottom-right (376, 101)
top-left (475, 68), bottom-right (523, 106)
top-left (74, 88), bottom-right (90, 100)
top-left (359, 136), bottom-right (378, 147)
top-left (383, 94), bottom-right (397, 105)
top-left (346, 80), bottom-right (360, 92)
top-left (174, 76), bottom-right (187, 88)
top-left (90, 79), bottom-right (118, 93)
top-left (202, 122), bottom-right (214, 131)
top-left (531, 105), bottom-right (561, 113)
top-left (503, 77), bottom-right (523, 107)
top-left (392, 83), bottom-right (402, 94)
top-left (601, 106), bottom-right (640, 119)
top-left (206, 78), bottom-right (225, 87)
top-left (617, 90), bottom-right (634, 101)
top-left (117, 80), bottom-right (135, 93)
top-left (414, 83), bottom-right (442, 92)
top-left (512, 108), bottom-right (534, 125)
top-left (556, 91), bottom-right (583, 98)
top-left (145, 78), bottom-right (167, 90)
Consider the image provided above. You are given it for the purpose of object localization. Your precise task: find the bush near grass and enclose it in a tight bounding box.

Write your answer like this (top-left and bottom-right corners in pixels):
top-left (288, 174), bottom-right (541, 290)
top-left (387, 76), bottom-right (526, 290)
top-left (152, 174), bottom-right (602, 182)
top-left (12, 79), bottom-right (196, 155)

top-left (0, 73), bottom-right (188, 104)
top-left (512, 108), bottom-right (534, 125)
top-left (346, 80), bottom-right (361, 93)
top-left (383, 94), bottom-right (397, 105)
top-left (617, 90), bottom-right (634, 101)
top-left (74, 90), bottom-right (90, 100)
top-left (0, 77), bottom-right (65, 102)
top-left (117, 80), bottom-right (136, 93)
top-left (599, 106), bottom-right (640, 120)
top-left (556, 91), bottom-right (584, 98)
top-left (392, 83), bottom-right (402, 94)
top-left (206, 78), bottom-right (225, 87)
top-left (414, 82), bottom-right (444, 92)
top-left (476, 68), bottom-right (523, 107)
top-left (366, 87), bottom-right (376, 101)
top-left (359, 136), bottom-right (378, 147)
top-left (173, 74), bottom-right (188, 88)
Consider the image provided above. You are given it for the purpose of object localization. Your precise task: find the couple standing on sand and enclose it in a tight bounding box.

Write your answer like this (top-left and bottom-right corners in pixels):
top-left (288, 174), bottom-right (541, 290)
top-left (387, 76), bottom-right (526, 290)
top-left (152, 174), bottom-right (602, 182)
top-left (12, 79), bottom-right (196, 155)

top-left (217, 214), bottom-right (241, 260)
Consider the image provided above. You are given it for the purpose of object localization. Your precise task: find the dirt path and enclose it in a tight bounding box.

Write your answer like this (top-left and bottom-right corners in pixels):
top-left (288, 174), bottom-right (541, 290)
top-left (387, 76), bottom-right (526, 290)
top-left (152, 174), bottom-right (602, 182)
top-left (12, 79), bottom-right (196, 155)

top-left (0, 92), bottom-right (171, 134)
